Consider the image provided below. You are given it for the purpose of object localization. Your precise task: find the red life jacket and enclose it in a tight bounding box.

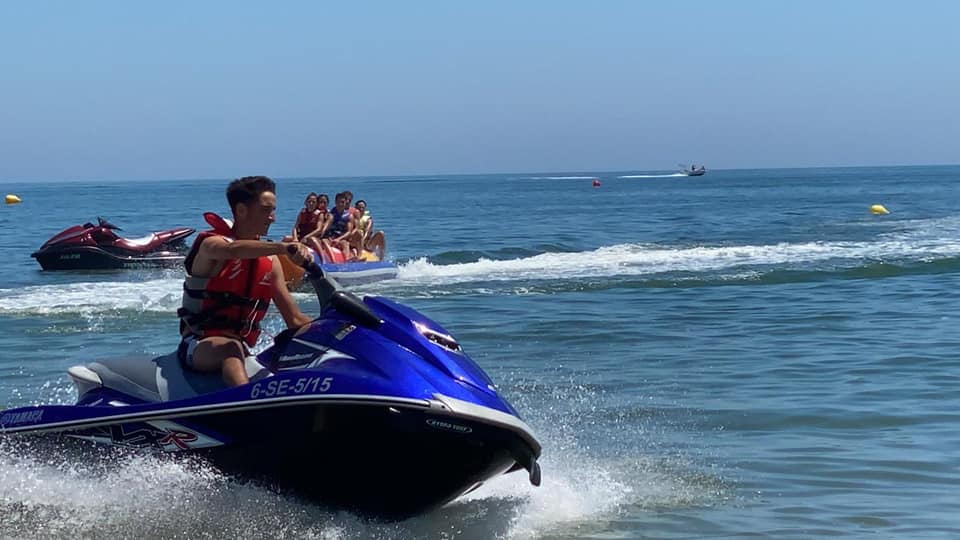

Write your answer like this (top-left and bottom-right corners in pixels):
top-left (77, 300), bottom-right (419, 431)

top-left (177, 212), bottom-right (274, 348)
top-left (295, 208), bottom-right (322, 238)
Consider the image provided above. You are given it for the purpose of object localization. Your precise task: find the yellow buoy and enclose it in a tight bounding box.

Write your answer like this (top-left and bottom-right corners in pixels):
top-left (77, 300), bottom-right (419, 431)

top-left (870, 204), bottom-right (889, 215)
top-left (4, 194), bottom-right (21, 204)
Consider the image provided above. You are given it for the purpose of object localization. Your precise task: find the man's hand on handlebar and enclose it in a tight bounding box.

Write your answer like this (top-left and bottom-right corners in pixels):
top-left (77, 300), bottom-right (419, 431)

top-left (283, 242), bottom-right (313, 266)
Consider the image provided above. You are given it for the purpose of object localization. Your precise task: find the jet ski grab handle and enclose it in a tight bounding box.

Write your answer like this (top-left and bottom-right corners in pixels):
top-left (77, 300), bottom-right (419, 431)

top-left (286, 244), bottom-right (382, 329)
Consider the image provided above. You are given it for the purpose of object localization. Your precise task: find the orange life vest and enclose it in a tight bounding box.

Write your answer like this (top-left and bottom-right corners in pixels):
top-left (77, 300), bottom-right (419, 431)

top-left (177, 212), bottom-right (274, 348)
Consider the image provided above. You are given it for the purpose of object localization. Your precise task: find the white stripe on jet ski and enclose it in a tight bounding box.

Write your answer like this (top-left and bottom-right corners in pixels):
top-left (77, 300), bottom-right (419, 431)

top-left (1, 393), bottom-right (541, 454)
top-left (0, 394), bottom-right (432, 434)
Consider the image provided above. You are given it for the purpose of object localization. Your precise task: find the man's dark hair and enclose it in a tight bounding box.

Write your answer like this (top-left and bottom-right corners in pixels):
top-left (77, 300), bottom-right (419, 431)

top-left (226, 176), bottom-right (276, 214)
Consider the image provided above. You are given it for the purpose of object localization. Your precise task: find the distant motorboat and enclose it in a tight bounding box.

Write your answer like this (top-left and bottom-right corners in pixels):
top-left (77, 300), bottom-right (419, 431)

top-left (679, 164), bottom-right (707, 176)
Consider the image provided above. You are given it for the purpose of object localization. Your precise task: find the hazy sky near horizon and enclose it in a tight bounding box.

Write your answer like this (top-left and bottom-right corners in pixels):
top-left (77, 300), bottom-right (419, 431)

top-left (2, 1), bottom-right (958, 182)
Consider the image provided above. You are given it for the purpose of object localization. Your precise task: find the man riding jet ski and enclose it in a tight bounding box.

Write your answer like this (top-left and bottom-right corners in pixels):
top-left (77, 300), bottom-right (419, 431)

top-left (31, 217), bottom-right (195, 270)
top-left (1, 177), bottom-right (541, 519)
top-left (176, 176), bottom-right (315, 388)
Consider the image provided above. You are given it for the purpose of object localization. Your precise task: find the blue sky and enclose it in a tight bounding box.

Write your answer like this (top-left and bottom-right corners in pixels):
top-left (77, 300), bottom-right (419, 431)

top-left (1, 1), bottom-right (958, 181)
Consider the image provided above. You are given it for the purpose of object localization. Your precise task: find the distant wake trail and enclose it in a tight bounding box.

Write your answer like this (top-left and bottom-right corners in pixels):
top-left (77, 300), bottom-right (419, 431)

top-left (617, 173), bottom-right (686, 178)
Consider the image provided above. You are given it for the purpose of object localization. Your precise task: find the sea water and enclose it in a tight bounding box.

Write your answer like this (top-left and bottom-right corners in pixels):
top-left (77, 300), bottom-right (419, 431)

top-left (1, 166), bottom-right (959, 539)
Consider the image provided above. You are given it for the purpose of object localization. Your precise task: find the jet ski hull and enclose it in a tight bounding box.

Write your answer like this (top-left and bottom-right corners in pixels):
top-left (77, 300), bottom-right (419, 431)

top-left (3, 393), bottom-right (538, 519)
top-left (31, 245), bottom-right (187, 270)
top-left (31, 218), bottom-right (194, 270)
top-left (203, 401), bottom-right (530, 518)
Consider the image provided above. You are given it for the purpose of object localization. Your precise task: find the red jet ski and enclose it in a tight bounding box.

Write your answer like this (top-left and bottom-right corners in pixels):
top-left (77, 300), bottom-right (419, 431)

top-left (31, 217), bottom-right (195, 270)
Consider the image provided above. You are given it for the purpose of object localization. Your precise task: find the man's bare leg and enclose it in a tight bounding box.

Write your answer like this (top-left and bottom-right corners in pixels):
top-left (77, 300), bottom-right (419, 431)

top-left (190, 336), bottom-right (249, 387)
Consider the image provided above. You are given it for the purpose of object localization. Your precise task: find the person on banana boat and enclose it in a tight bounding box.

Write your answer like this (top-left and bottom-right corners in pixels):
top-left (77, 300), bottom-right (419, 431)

top-left (282, 192), bottom-right (325, 256)
top-left (354, 199), bottom-right (386, 260)
top-left (316, 192), bottom-right (330, 215)
top-left (343, 190), bottom-right (362, 220)
top-left (319, 192), bottom-right (364, 261)
top-left (289, 192), bottom-right (323, 244)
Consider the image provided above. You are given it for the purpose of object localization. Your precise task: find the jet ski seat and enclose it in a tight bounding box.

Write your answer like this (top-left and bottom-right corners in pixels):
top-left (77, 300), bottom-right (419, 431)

top-left (114, 234), bottom-right (160, 251)
top-left (74, 353), bottom-right (271, 403)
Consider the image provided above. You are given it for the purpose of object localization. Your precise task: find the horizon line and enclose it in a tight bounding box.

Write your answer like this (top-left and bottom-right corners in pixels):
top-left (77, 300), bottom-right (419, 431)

top-left (4, 162), bottom-right (959, 185)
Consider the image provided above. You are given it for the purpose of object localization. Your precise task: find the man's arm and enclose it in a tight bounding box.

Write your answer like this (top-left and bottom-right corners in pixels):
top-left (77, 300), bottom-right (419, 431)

top-left (364, 217), bottom-right (374, 242)
top-left (199, 235), bottom-right (294, 260)
top-left (316, 213), bottom-right (332, 237)
top-left (270, 256), bottom-right (314, 328)
top-left (192, 236), bottom-right (312, 278)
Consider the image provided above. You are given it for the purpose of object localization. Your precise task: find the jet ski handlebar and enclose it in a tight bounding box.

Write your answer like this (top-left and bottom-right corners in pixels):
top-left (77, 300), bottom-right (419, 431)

top-left (96, 216), bottom-right (122, 231)
top-left (286, 244), bottom-right (382, 329)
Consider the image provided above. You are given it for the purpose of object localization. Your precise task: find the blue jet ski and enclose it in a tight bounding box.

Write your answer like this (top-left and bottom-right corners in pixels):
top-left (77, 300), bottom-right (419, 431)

top-left (0, 255), bottom-right (541, 519)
